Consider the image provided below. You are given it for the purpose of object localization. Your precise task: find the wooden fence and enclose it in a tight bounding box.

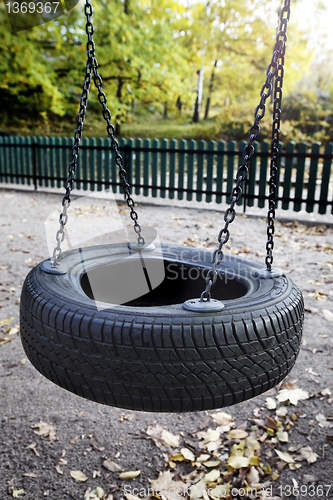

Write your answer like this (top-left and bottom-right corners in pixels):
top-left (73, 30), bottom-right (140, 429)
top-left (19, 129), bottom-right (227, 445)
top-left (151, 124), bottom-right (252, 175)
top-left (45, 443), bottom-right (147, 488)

top-left (0, 136), bottom-right (332, 214)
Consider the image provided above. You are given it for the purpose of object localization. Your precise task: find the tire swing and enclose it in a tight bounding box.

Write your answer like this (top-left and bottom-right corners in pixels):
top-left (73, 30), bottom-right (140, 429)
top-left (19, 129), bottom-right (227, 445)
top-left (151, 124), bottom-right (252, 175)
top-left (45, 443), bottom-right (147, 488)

top-left (20, 0), bottom-right (303, 413)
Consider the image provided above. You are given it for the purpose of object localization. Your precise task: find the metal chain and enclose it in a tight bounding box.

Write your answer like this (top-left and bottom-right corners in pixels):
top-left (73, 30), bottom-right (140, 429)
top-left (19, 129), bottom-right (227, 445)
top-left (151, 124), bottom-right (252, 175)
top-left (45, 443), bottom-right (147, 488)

top-left (52, 0), bottom-right (143, 268)
top-left (266, 1), bottom-right (290, 271)
top-left (201, 0), bottom-right (290, 301)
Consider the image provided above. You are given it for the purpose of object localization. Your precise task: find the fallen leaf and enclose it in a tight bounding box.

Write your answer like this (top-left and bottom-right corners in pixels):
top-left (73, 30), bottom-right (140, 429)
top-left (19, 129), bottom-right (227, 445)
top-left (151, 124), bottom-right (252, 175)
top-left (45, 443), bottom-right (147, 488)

top-left (277, 387), bottom-right (309, 405)
top-left (55, 464), bottom-right (63, 475)
top-left (205, 469), bottom-right (220, 483)
top-left (27, 442), bottom-right (39, 457)
top-left (316, 413), bottom-right (333, 428)
top-left (146, 424), bottom-right (179, 449)
top-left (276, 406), bottom-right (288, 417)
top-left (102, 459), bottom-right (123, 472)
top-left (275, 449), bottom-right (295, 464)
top-left (31, 421), bottom-right (58, 441)
top-left (197, 428), bottom-right (220, 444)
top-left (276, 428), bottom-right (289, 442)
top-left (70, 470), bottom-right (88, 482)
top-left (265, 397), bottom-right (277, 410)
top-left (227, 429), bottom-right (248, 440)
top-left (0, 316), bottom-right (14, 326)
top-left (323, 309), bottom-right (333, 321)
top-left (296, 446), bottom-right (319, 464)
top-left (181, 447), bottom-right (195, 462)
top-left (150, 470), bottom-right (187, 500)
top-left (246, 466), bottom-right (260, 485)
top-left (119, 470), bottom-right (141, 480)
top-left (161, 429), bottom-right (180, 448)
top-left (12, 490), bottom-right (25, 498)
top-left (211, 411), bottom-right (234, 431)
top-left (189, 478), bottom-right (206, 500)
top-left (227, 455), bottom-right (250, 469)
top-left (203, 460), bottom-right (220, 468)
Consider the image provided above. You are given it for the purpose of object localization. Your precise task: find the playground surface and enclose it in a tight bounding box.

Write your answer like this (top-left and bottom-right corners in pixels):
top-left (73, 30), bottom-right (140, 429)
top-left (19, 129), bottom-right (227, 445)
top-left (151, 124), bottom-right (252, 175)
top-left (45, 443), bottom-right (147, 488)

top-left (0, 188), bottom-right (332, 500)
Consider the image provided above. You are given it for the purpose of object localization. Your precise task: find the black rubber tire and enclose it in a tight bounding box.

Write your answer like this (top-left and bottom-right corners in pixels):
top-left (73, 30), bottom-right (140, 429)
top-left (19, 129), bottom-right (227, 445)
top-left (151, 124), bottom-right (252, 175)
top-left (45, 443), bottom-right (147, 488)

top-left (20, 244), bottom-right (304, 412)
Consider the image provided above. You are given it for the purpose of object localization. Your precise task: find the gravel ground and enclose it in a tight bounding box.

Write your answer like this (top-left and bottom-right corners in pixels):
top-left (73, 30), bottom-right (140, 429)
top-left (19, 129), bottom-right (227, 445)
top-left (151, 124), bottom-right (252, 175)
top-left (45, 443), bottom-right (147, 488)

top-left (0, 188), bottom-right (332, 500)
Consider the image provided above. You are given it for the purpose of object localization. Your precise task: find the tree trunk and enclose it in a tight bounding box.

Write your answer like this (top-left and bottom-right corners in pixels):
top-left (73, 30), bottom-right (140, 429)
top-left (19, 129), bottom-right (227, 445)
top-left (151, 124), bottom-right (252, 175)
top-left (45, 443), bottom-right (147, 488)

top-left (192, 69), bottom-right (203, 123)
top-left (124, 0), bottom-right (129, 14)
top-left (176, 96), bottom-right (182, 116)
top-left (204, 60), bottom-right (217, 120)
top-left (164, 101), bottom-right (168, 119)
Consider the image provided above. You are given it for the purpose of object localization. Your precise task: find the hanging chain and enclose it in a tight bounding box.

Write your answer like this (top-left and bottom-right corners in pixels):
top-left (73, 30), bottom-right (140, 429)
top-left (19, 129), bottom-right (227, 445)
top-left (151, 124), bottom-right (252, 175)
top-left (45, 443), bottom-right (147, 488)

top-left (201, 0), bottom-right (290, 302)
top-left (266, 1), bottom-right (290, 271)
top-left (52, 0), bottom-right (143, 268)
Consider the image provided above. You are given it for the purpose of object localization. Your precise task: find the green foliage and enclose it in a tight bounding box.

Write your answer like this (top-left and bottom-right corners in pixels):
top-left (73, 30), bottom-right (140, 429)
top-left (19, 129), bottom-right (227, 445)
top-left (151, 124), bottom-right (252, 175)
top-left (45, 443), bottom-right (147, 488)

top-left (0, 0), bottom-right (328, 145)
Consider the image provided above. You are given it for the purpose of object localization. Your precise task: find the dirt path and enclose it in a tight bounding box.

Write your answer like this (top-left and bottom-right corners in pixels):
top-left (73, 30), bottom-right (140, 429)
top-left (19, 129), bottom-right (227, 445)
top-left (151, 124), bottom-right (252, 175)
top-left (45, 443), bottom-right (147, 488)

top-left (0, 189), bottom-right (332, 500)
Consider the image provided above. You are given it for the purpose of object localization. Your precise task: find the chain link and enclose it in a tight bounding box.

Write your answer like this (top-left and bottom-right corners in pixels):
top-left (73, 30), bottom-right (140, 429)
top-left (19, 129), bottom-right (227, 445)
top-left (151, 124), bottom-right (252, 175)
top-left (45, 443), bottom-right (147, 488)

top-left (52, 0), bottom-right (143, 268)
top-left (201, 0), bottom-right (290, 301)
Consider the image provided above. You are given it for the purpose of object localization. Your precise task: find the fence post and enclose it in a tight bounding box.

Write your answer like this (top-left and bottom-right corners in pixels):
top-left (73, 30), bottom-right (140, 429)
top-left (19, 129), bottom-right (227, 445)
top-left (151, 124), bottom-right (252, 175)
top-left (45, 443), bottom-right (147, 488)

top-left (152, 138), bottom-right (159, 198)
top-left (32, 137), bottom-right (38, 191)
top-left (306, 142), bottom-right (320, 213)
top-left (196, 140), bottom-right (205, 202)
top-left (126, 138), bottom-right (134, 189)
top-left (206, 140), bottom-right (215, 203)
top-left (143, 138), bottom-right (150, 197)
top-left (97, 137), bottom-right (103, 192)
top-left (0, 136), bottom-right (4, 182)
top-left (169, 139), bottom-right (176, 199)
top-left (246, 141), bottom-right (258, 210)
top-left (160, 138), bottom-right (167, 199)
top-left (238, 141), bottom-right (247, 208)
top-left (226, 141), bottom-right (236, 203)
top-left (135, 138), bottom-right (142, 195)
top-left (294, 142), bottom-right (308, 212)
top-left (186, 140), bottom-right (195, 202)
top-left (178, 139), bottom-right (186, 200)
top-left (216, 141), bottom-right (225, 204)
top-left (282, 141), bottom-right (295, 210)
top-left (319, 142), bottom-right (333, 215)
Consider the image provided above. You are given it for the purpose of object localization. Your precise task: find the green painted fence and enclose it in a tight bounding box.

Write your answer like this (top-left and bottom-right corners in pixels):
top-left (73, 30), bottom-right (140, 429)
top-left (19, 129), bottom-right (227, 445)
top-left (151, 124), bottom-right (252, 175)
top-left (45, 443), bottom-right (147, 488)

top-left (0, 136), bottom-right (332, 214)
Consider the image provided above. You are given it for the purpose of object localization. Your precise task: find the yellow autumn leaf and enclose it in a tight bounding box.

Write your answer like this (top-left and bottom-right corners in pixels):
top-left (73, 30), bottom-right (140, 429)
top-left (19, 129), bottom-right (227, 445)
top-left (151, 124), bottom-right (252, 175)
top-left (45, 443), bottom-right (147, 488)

top-left (274, 449), bottom-right (295, 464)
top-left (181, 448), bottom-right (195, 462)
top-left (70, 470), bottom-right (88, 482)
top-left (227, 456), bottom-right (250, 469)
top-left (205, 469), bottom-right (220, 482)
top-left (160, 429), bottom-right (180, 448)
top-left (276, 429), bottom-right (289, 442)
top-left (0, 316), bottom-right (14, 326)
top-left (119, 470), bottom-right (141, 480)
top-left (12, 490), bottom-right (25, 498)
top-left (227, 429), bottom-right (248, 440)
top-left (170, 453), bottom-right (185, 462)
top-left (203, 460), bottom-right (220, 468)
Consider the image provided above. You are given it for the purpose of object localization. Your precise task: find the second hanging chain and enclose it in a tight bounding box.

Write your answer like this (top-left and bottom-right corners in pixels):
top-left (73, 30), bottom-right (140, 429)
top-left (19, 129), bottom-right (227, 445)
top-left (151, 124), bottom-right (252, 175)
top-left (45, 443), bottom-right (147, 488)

top-left (52, 0), bottom-right (143, 268)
